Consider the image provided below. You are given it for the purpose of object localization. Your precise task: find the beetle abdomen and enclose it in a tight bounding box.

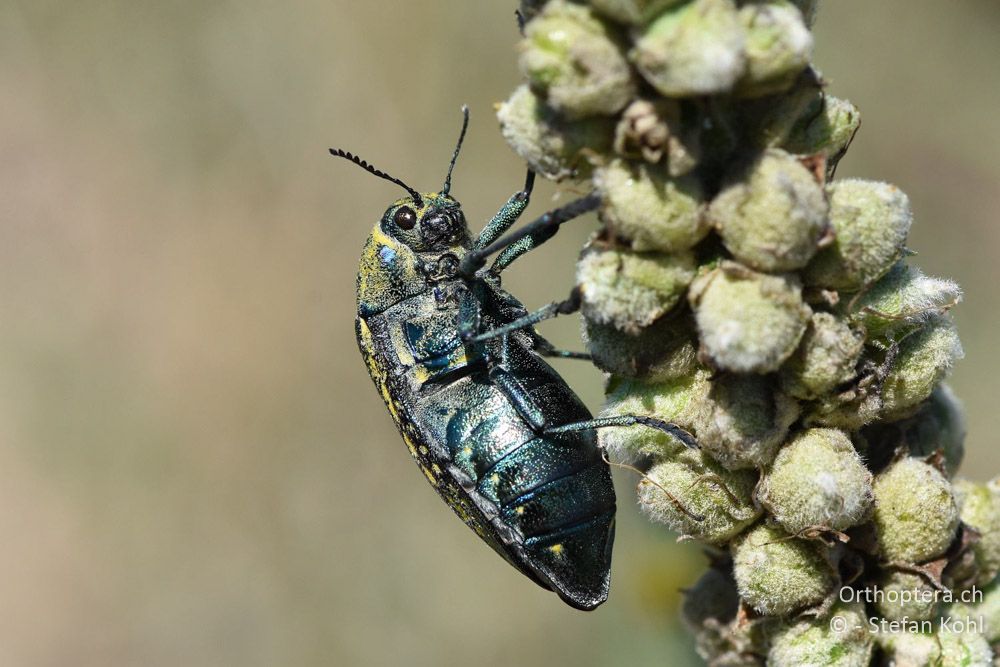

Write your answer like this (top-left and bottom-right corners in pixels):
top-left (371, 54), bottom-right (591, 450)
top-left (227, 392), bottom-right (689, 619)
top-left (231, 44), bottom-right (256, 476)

top-left (415, 370), bottom-right (615, 609)
top-left (359, 286), bottom-right (616, 609)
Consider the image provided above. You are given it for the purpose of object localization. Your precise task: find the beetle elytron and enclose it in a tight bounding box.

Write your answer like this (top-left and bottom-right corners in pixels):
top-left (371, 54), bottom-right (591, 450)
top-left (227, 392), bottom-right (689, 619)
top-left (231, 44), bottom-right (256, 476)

top-left (333, 108), bottom-right (694, 610)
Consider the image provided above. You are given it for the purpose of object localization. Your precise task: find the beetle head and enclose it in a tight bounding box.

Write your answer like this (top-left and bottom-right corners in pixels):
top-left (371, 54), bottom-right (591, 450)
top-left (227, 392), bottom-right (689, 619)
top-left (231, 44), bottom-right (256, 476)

top-left (379, 193), bottom-right (470, 253)
top-left (332, 106), bottom-right (473, 256)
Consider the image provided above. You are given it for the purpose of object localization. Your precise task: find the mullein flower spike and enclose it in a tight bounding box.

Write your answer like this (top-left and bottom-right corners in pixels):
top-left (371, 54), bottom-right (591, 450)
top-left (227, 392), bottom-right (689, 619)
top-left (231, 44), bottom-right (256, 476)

top-left (501, 0), bottom-right (988, 661)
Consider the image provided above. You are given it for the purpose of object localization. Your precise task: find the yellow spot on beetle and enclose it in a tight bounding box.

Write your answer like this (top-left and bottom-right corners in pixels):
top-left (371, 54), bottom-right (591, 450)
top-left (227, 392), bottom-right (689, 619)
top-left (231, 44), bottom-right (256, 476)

top-left (549, 544), bottom-right (564, 555)
top-left (515, 506), bottom-right (525, 515)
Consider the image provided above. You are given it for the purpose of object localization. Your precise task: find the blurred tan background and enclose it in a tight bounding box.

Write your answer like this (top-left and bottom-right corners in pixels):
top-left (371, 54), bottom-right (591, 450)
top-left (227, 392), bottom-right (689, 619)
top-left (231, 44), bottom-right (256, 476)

top-left (0, 1), bottom-right (998, 665)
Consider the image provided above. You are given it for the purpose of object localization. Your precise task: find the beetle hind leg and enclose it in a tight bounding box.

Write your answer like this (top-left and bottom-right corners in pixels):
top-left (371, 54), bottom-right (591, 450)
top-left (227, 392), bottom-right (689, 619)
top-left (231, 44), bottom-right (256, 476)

top-left (543, 415), bottom-right (699, 450)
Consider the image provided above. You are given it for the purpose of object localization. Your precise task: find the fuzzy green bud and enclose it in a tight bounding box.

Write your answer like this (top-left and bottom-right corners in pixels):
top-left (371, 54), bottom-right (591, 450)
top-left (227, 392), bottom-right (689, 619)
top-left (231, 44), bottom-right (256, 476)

top-left (758, 428), bottom-right (873, 534)
top-left (690, 263), bottom-right (812, 373)
top-left (768, 602), bottom-right (873, 666)
top-left (613, 98), bottom-right (701, 176)
top-left (497, 84), bottom-right (614, 180)
top-left (873, 570), bottom-right (940, 622)
top-left (872, 457), bottom-right (960, 563)
top-left (639, 448), bottom-right (762, 544)
top-left (583, 309), bottom-right (698, 381)
top-left (736, 1), bottom-right (814, 98)
top-left (690, 371), bottom-right (800, 470)
top-left (849, 262), bottom-right (962, 340)
top-left (733, 522), bottom-right (836, 616)
top-left (861, 384), bottom-right (966, 478)
top-left (949, 579), bottom-right (1000, 643)
top-left (877, 628), bottom-right (993, 667)
top-left (577, 243), bottom-right (696, 334)
top-left (681, 566), bottom-right (740, 631)
top-left (601, 370), bottom-right (706, 462)
top-left (954, 479), bottom-right (1000, 586)
top-left (520, 0), bottom-right (636, 118)
top-left (805, 381), bottom-right (881, 431)
top-left (681, 567), bottom-right (757, 663)
top-left (632, 0), bottom-right (746, 97)
top-left (790, 0), bottom-right (818, 27)
top-left (880, 315), bottom-right (964, 420)
top-left (744, 67), bottom-right (823, 149)
top-left (804, 179), bottom-right (913, 292)
top-left (783, 94), bottom-right (860, 169)
top-left (780, 312), bottom-right (864, 400)
top-left (710, 149), bottom-right (828, 272)
top-left (596, 159), bottom-right (707, 253)
top-left (589, 0), bottom-right (688, 25)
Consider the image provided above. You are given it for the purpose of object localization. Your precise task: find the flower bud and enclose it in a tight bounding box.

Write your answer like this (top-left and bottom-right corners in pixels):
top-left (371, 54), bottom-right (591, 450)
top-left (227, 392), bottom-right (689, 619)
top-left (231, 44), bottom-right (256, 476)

top-left (861, 384), bottom-right (966, 478)
top-left (596, 159), bottom-right (708, 253)
top-left (872, 457), bottom-right (960, 563)
top-left (681, 566), bottom-right (740, 631)
top-left (873, 570), bottom-right (940, 622)
top-left (758, 428), bottom-right (873, 534)
top-left (949, 579), bottom-right (1000, 643)
top-left (783, 94), bottom-right (860, 169)
top-left (710, 149), bottom-right (828, 272)
top-left (736, 1), bottom-right (814, 98)
top-left (848, 262), bottom-right (962, 340)
top-left (583, 309), bottom-right (699, 381)
top-left (803, 179), bottom-right (912, 292)
top-left (733, 522), bottom-right (836, 616)
top-left (790, 0), bottom-right (818, 26)
top-left (877, 628), bottom-right (992, 667)
top-left (520, 0), bottom-right (636, 118)
top-left (681, 567), bottom-right (757, 662)
top-left (779, 312), bottom-right (864, 400)
top-left (578, 243), bottom-right (696, 334)
top-left (632, 0), bottom-right (746, 97)
top-left (690, 371), bottom-right (800, 470)
top-left (601, 370), bottom-right (707, 462)
top-left (880, 315), bottom-right (963, 420)
top-left (690, 264), bottom-right (812, 373)
top-left (497, 84), bottom-right (614, 180)
top-left (744, 67), bottom-right (824, 149)
top-left (768, 602), bottom-right (873, 666)
top-left (639, 448), bottom-right (762, 544)
top-left (613, 99), bottom-right (701, 175)
top-left (954, 479), bottom-right (1000, 586)
top-left (589, 0), bottom-right (688, 25)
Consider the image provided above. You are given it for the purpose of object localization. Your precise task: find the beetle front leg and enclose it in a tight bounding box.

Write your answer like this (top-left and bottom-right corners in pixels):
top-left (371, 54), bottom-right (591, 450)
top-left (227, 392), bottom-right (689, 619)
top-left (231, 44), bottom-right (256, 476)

top-left (454, 284), bottom-right (483, 342)
top-left (460, 192), bottom-right (601, 278)
top-left (474, 170), bottom-right (535, 250)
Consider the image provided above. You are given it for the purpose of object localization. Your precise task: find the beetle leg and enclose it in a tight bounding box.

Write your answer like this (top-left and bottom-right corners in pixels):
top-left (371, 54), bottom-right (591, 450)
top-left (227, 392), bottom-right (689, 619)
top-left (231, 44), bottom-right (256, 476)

top-left (474, 170), bottom-right (535, 250)
top-left (544, 416), bottom-right (699, 450)
top-left (459, 192), bottom-right (601, 277)
top-left (488, 192), bottom-right (601, 276)
top-left (453, 283), bottom-right (484, 342)
top-left (532, 333), bottom-right (591, 361)
top-left (462, 288), bottom-right (581, 344)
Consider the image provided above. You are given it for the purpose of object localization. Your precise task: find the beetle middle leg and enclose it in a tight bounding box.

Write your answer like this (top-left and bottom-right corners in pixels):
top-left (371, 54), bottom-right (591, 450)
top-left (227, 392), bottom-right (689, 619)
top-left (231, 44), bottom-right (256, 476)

top-left (462, 288), bottom-right (582, 345)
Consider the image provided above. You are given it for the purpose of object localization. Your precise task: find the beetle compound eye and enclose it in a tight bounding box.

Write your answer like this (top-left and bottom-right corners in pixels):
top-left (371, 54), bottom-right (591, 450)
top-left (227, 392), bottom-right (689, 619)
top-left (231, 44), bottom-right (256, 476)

top-left (394, 206), bottom-right (417, 230)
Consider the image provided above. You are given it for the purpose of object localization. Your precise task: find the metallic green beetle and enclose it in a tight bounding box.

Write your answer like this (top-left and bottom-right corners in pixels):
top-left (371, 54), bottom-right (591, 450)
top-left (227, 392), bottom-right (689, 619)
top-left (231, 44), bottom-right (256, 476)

top-left (333, 109), bottom-right (694, 610)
